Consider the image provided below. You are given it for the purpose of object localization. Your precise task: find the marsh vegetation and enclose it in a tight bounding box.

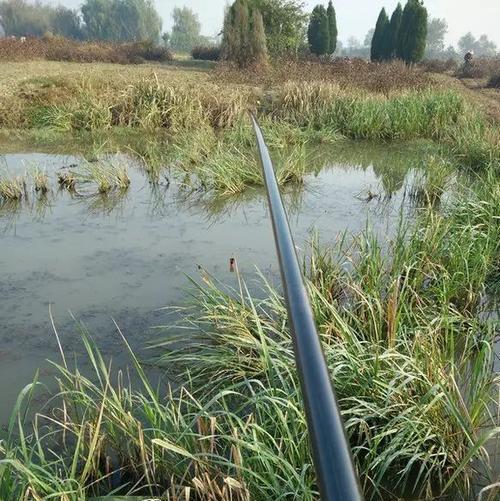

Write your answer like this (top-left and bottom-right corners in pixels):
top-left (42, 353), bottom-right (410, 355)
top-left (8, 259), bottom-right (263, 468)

top-left (0, 33), bottom-right (499, 501)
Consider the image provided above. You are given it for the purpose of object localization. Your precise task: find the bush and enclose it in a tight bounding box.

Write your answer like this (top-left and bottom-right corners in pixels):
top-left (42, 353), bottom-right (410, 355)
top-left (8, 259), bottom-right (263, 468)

top-left (420, 58), bottom-right (458, 74)
top-left (487, 71), bottom-right (500, 89)
top-left (215, 58), bottom-right (431, 94)
top-left (455, 58), bottom-right (500, 79)
top-left (0, 37), bottom-right (173, 64)
top-left (191, 44), bottom-right (221, 61)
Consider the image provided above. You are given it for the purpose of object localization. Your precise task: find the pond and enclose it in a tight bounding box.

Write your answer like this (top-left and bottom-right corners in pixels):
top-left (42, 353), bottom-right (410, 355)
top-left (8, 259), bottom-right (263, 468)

top-left (0, 139), bottom-right (438, 423)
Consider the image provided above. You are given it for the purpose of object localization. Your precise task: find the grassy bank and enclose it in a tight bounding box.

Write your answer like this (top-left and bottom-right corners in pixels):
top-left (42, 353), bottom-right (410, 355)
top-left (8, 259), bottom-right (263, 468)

top-left (0, 165), bottom-right (498, 500)
top-left (1, 61), bottom-right (499, 179)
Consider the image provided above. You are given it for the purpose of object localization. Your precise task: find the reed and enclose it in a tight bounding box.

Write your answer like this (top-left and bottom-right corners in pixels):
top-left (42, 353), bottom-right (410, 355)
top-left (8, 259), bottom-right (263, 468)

top-left (31, 167), bottom-right (49, 194)
top-left (73, 161), bottom-right (131, 193)
top-left (0, 171), bottom-right (26, 200)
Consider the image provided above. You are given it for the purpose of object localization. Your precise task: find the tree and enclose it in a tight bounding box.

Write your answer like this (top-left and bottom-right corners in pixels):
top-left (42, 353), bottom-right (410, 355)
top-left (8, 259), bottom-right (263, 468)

top-left (371, 7), bottom-right (389, 61)
top-left (249, 6), bottom-right (268, 66)
top-left (307, 5), bottom-right (329, 56)
top-left (0, 0), bottom-right (52, 37)
top-left (222, 0), bottom-right (268, 68)
top-left (250, 0), bottom-right (307, 56)
top-left (169, 7), bottom-right (201, 53)
top-left (458, 32), bottom-right (497, 57)
top-left (425, 17), bottom-right (447, 58)
top-left (51, 7), bottom-right (84, 40)
top-left (397, 0), bottom-right (427, 64)
top-left (387, 3), bottom-right (402, 59)
top-left (364, 28), bottom-right (375, 48)
top-left (81, 0), bottom-right (161, 42)
top-left (326, 0), bottom-right (337, 54)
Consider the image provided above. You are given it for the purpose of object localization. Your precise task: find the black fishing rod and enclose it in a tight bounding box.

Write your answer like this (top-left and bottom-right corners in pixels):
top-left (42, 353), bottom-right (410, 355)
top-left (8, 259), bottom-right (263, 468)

top-left (251, 114), bottom-right (363, 501)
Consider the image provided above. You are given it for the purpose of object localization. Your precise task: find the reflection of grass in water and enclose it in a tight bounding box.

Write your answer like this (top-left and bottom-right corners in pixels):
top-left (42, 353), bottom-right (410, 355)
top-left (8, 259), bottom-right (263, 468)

top-left (81, 189), bottom-right (130, 216)
top-left (0, 198), bottom-right (22, 231)
top-left (148, 182), bottom-right (172, 218)
top-left (408, 156), bottom-right (455, 208)
top-left (28, 192), bottom-right (53, 221)
top-left (176, 179), bottom-right (306, 225)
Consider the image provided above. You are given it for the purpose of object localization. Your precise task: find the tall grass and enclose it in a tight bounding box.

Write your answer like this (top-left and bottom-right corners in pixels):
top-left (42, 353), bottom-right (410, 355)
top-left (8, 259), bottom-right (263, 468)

top-left (1, 171), bottom-right (498, 500)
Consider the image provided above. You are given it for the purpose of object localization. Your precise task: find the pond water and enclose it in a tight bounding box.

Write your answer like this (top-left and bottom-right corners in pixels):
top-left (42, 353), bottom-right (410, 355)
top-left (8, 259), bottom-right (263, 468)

top-left (0, 139), bottom-right (437, 423)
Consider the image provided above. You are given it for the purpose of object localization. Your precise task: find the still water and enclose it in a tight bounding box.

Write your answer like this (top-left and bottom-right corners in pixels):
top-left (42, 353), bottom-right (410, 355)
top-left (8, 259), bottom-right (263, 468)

top-left (0, 140), bottom-right (433, 422)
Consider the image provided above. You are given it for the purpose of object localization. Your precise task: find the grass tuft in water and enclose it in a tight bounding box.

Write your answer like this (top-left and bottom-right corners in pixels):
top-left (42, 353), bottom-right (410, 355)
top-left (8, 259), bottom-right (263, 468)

top-left (30, 167), bottom-right (49, 194)
top-left (72, 160), bottom-right (131, 193)
top-left (0, 171), bottom-right (27, 200)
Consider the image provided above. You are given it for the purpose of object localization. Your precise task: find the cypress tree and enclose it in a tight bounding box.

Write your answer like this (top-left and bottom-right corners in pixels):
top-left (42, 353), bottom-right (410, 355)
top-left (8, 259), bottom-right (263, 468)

top-left (249, 7), bottom-right (269, 67)
top-left (371, 8), bottom-right (389, 61)
top-left (326, 1), bottom-right (337, 54)
top-left (397, 0), bottom-right (428, 63)
top-left (388, 3), bottom-right (403, 59)
top-left (222, 0), bottom-right (268, 68)
top-left (307, 5), bottom-right (330, 56)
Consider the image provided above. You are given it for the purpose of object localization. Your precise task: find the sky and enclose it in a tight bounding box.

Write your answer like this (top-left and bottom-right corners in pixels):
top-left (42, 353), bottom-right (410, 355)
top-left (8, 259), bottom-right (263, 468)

top-left (55, 0), bottom-right (500, 48)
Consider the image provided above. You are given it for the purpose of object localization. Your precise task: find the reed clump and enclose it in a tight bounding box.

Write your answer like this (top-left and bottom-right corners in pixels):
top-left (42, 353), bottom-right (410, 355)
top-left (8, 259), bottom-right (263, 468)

top-left (74, 161), bottom-right (131, 193)
top-left (0, 172), bottom-right (26, 200)
top-left (57, 170), bottom-right (76, 190)
top-left (31, 167), bottom-right (49, 194)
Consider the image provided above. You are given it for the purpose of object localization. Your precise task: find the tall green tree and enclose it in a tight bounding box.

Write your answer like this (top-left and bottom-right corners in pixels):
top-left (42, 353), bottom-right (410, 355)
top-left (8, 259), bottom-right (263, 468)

top-left (250, 0), bottom-right (307, 56)
top-left (169, 7), bottom-right (201, 53)
top-left (371, 7), bottom-right (389, 61)
top-left (81, 0), bottom-right (161, 42)
top-left (326, 0), bottom-right (337, 54)
top-left (397, 0), bottom-right (428, 63)
top-left (222, 0), bottom-right (268, 68)
top-left (387, 3), bottom-right (402, 59)
top-left (0, 0), bottom-right (52, 37)
top-left (307, 5), bottom-right (329, 56)
top-left (249, 6), bottom-right (268, 66)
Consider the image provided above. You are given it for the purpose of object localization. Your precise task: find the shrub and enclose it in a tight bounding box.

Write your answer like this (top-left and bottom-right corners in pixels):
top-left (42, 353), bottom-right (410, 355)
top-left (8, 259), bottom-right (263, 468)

top-left (192, 44), bottom-right (221, 61)
top-left (0, 37), bottom-right (173, 64)
top-left (420, 58), bottom-right (458, 74)
top-left (487, 71), bottom-right (500, 89)
top-left (455, 58), bottom-right (500, 79)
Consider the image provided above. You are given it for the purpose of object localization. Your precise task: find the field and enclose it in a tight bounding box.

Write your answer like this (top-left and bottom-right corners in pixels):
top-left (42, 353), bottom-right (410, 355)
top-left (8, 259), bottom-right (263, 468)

top-left (0, 56), bottom-right (499, 500)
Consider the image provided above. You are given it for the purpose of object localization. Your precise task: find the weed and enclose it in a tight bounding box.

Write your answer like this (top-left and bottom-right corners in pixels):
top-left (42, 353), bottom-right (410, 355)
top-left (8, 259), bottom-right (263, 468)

top-left (0, 171), bottom-right (26, 200)
top-left (31, 167), bottom-right (49, 194)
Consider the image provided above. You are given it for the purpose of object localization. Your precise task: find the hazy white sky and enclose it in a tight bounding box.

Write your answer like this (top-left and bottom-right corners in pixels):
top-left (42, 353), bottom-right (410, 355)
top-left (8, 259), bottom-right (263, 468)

top-left (57, 0), bottom-right (500, 47)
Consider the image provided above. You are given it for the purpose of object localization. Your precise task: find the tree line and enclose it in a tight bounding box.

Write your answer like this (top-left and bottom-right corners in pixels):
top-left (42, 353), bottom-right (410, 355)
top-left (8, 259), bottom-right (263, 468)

top-left (0, 0), bottom-right (161, 42)
top-left (0, 0), bottom-right (497, 63)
